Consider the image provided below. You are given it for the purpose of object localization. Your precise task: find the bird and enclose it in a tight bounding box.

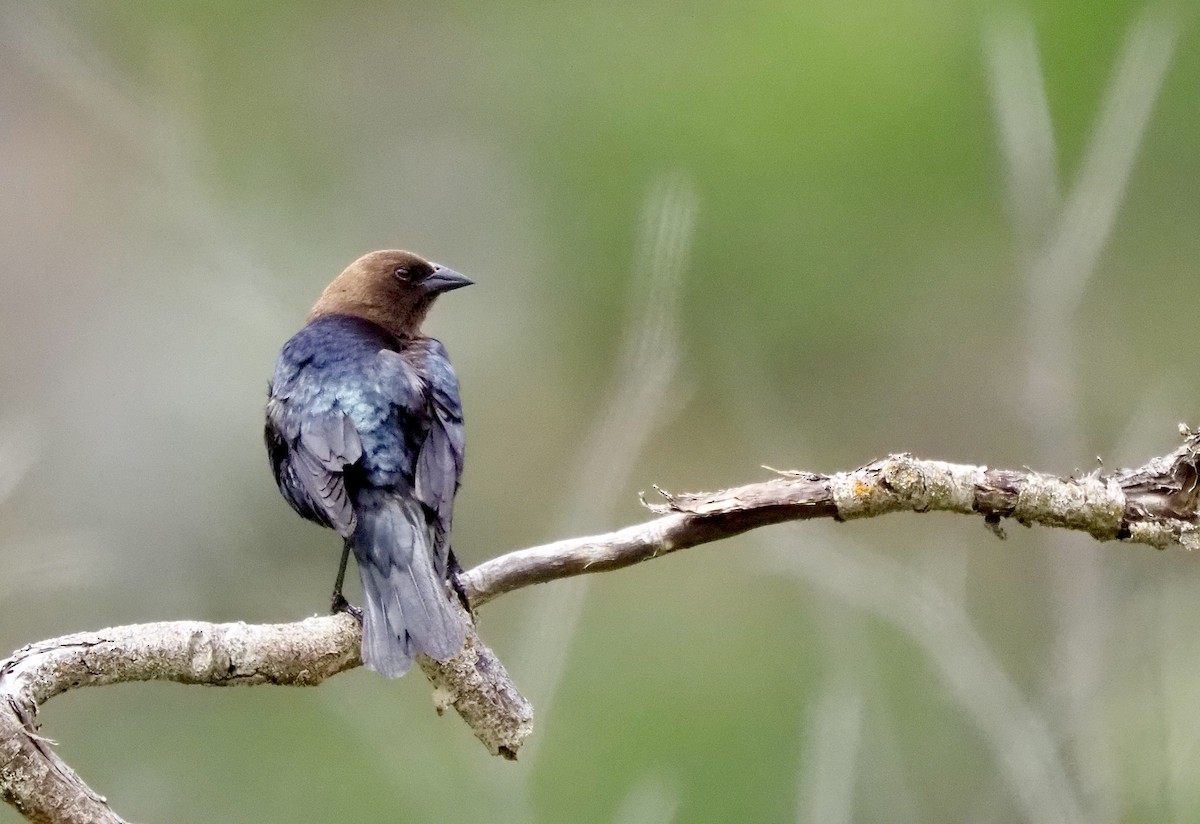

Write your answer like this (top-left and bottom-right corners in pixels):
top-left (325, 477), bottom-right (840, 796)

top-left (264, 249), bottom-right (472, 677)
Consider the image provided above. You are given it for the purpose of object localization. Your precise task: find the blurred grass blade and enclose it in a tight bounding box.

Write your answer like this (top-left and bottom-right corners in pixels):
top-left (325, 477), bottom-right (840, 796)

top-left (495, 174), bottom-right (695, 815)
top-left (1034, 10), bottom-right (1178, 317)
top-left (984, 10), bottom-right (1061, 256)
top-left (767, 533), bottom-right (1087, 824)
top-left (796, 672), bottom-right (864, 824)
top-left (515, 171), bottom-right (696, 717)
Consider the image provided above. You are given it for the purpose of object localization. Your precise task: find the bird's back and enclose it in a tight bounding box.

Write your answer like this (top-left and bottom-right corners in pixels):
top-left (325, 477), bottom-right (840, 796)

top-left (268, 315), bottom-right (428, 495)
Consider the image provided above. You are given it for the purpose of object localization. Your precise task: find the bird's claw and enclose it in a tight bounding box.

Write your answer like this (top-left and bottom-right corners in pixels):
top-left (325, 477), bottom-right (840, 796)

top-left (450, 571), bottom-right (473, 617)
top-left (331, 592), bottom-right (363, 622)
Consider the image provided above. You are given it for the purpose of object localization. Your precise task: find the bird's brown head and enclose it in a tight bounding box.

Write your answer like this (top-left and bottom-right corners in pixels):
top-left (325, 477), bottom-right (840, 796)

top-left (309, 250), bottom-right (472, 339)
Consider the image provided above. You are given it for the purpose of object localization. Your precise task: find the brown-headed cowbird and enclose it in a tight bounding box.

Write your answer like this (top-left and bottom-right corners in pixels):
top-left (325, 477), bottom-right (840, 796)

top-left (265, 250), bottom-right (472, 677)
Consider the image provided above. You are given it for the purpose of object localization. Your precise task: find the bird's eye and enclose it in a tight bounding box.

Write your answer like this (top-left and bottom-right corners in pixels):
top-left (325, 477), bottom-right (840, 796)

top-left (393, 266), bottom-right (410, 281)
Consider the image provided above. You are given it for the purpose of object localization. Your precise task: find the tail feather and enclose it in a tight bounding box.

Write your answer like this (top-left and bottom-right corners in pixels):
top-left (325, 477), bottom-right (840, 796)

top-left (351, 497), bottom-right (465, 677)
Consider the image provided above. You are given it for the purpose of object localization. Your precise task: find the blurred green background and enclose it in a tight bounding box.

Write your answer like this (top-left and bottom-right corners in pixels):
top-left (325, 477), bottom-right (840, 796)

top-left (3, 2), bottom-right (1200, 822)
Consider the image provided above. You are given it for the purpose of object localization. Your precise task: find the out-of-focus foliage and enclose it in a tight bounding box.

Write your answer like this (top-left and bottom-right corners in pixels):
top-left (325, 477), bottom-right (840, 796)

top-left (2, 2), bottom-right (1199, 822)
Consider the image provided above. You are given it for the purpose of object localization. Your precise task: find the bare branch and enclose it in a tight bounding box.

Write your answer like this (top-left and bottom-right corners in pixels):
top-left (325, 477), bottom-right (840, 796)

top-left (2, 616), bottom-right (359, 824)
top-left (463, 429), bottom-right (1200, 607)
top-left (5, 429), bottom-right (1200, 821)
top-left (1, 611), bottom-right (529, 823)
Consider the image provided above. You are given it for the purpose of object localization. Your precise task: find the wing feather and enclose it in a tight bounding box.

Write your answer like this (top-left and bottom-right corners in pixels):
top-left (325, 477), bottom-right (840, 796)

top-left (266, 398), bottom-right (363, 538)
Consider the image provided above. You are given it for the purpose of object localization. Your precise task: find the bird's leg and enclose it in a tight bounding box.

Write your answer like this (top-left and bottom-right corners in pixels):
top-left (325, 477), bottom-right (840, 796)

top-left (447, 547), bottom-right (474, 617)
top-left (330, 542), bottom-right (362, 620)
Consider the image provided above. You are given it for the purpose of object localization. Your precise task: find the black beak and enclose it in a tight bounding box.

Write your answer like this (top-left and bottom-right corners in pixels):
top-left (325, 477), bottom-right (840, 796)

top-left (423, 264), bottom-right (473, 294)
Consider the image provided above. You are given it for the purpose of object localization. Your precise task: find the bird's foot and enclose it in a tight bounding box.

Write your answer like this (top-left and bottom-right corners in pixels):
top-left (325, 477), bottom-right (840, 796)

top-left (449, 571), bottom-right (474, 618)
top-left (331, 592), bottom-right (363, 622)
